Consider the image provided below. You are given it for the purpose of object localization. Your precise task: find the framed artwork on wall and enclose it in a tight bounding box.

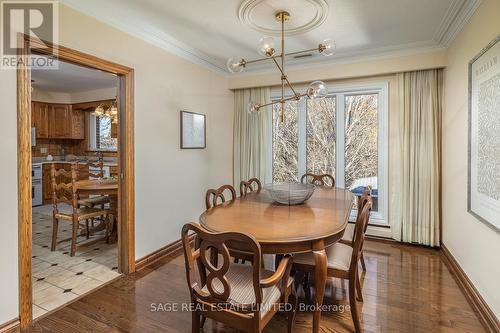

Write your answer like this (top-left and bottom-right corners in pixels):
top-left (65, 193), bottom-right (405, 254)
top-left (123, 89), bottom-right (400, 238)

top-left (468, 34), bottom-right (500, 232)
top-left (180, 111), bottom-right (206, 149)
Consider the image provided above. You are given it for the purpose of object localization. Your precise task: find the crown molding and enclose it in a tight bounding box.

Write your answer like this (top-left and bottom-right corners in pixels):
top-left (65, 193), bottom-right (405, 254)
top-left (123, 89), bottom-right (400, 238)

top-left (434, 0), bottom-right (482, 47)
top-left (60, 0), bottom-right (229, 76)
top-left (61, 0), bottom-right (481, 77)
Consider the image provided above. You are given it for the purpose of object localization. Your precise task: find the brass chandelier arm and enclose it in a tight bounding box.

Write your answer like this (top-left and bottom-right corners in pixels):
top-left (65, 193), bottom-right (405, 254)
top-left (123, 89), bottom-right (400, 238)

top-left (270, 55), bottom-right (299, 98)
top-left (259, 93), bottom-right (308, 109)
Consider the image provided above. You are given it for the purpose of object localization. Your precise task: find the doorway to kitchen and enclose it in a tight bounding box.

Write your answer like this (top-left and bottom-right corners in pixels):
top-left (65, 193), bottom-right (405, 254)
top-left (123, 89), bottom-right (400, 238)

top-left (30, 56), bottom-right (121, 319)
top-left (17, 36), bottom-right (135, 329)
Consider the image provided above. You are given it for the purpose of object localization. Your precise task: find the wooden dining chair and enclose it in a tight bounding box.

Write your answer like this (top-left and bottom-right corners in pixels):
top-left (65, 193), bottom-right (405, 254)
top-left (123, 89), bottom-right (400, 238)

top-left (340, 187), bottom-right (372, 272)
top-left (181, 222), bottom-right (297, 333)
top-left (293, 199), bottom-right (372, 333)
top-left (77, 159), bottom-right (110, 209)
top-left (51, 164), bottom-right (111, 256)
top-left (240, 178), bottom-right (262, 197)
top-left (300, 173), bottom-right (335, 187)
top-left (205, 184), bottom-right (236, 210)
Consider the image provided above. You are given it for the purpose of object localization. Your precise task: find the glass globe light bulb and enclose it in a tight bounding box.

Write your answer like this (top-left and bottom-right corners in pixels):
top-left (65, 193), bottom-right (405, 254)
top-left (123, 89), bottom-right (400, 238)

top-left (258, 37), bottom-right (275, 56)
top-left (248, 102), bottom-right (261, 114)
top-left (307, 81), bottom-right (328, 99)
top-left (109, 104), bottom-right (118, 116)
top-left (226, 57), bottom-right (244, 73)
top-left (94, 105), bottom-right (104, 116)
top-left (319, 39), bottom-right (336, 56)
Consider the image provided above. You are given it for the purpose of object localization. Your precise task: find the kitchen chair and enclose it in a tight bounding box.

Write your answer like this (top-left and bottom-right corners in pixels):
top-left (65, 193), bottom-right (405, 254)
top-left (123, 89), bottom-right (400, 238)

top-left (293, 199), bottom-right (372, 333)
top-left (340, 187), bottom-right (372, 272)
top-left (77, 159), bottom-right (110, 209)
top-left (181, 222), bottom-right (297, 333)
top-left (240, 178), bottom-right (262, 197)
top-left (300, 173), bottom-right (335, 187)
top-left (51, 163), bottom-right (111, 256)
top-left (205, 184), bottom-right (236, 210)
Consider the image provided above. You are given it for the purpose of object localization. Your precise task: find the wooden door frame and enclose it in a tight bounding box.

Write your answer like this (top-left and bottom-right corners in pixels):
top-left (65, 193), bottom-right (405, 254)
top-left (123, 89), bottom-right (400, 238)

top-left (17, 34), bottom-right (135, 329)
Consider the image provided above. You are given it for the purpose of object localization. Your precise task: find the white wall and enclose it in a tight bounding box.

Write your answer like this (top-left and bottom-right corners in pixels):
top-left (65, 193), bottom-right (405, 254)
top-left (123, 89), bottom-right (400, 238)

top-left (0, 4), bottom-right (233, 324)
top-left (442, 0), bottom-right (500, 317)
top-left (32, 87), bottom-right (117, 104)
top-left (0, 64), bottom-right (20, 325)
top-left (31, 90), bottom-right (72, 104)
top-left (69, 87), bottom-right (118, 104)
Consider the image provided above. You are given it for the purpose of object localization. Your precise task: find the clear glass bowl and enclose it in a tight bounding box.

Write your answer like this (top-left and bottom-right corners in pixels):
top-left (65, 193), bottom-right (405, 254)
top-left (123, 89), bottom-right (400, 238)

top-left (263, 182), bottom-right (315, 205)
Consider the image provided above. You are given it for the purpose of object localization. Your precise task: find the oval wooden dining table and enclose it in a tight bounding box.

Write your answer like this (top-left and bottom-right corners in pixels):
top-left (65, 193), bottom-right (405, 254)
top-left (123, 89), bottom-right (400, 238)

top-left (199, 186), bottom-right (354, 333)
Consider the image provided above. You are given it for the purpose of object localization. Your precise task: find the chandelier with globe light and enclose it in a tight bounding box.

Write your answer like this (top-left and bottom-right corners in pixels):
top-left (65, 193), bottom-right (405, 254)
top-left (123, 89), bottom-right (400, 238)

top-left (226, 11), bottom-right (335, 122)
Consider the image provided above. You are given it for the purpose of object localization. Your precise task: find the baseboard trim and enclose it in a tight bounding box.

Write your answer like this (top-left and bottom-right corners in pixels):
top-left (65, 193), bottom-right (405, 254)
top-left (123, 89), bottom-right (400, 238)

top-left (0, 318), bottom-right (19, 333)
top-left (135, 235), bottom-right (194, 271)
top-left (441, 243), bottom-right (500, 333)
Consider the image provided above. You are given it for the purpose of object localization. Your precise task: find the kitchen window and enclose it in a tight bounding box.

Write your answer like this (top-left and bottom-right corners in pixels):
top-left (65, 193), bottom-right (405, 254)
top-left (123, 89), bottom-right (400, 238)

top-left (89, 114), bottom-right (118, 151)
top-left (269, 83), bottom-right (389, 225)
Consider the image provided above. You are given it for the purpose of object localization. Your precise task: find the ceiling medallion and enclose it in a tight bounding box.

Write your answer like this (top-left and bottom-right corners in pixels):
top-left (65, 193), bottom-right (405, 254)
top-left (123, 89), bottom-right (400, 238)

top-left (227, 11), bottom-right (335, 122)
top-left (238, 0), bottom-right (329, 36)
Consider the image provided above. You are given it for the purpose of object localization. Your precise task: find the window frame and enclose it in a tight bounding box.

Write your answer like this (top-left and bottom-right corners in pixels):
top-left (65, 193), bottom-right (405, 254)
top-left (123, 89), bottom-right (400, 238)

top-left (268, 82), bottom-right (389, 226)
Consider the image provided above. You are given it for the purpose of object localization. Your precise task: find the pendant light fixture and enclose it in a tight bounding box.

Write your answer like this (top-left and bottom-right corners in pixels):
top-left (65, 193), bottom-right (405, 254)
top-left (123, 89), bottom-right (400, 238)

top-left (93, 97), bottom-right (118, 124)
top-left (227, 11), bottom-right (335, 122)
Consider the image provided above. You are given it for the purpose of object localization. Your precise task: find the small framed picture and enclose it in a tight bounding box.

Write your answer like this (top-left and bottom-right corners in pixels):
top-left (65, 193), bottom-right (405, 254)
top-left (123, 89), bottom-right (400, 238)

top-left (180, 111), bottom-right (206, 149)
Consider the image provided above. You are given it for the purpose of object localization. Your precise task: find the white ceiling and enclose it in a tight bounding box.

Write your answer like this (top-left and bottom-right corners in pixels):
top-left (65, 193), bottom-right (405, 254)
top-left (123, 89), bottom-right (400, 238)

top-left (31, 57), bottom-right (118, 93)
top-left (60, 0), bottom-right (481, 75)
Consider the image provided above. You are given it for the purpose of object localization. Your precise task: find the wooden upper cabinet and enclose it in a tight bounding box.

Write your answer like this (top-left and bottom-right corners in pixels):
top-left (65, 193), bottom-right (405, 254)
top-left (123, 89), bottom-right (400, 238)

top-left (43, 104), bottom-right (85, 139)
top-left (31, 102), bottom-right (49, 138)
top-left (111, 122), bottom-right (118, 139)
top-left (48, 104), bottom-right (72, 138)
top-left (31, 101), bottom-right (86, 140)
top-left (70, 110), bottom-right (85, 139)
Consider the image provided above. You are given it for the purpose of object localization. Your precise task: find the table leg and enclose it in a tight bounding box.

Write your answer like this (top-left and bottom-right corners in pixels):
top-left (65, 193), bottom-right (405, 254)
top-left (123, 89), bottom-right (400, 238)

top-left (313, 249), bottom-right (327, 333)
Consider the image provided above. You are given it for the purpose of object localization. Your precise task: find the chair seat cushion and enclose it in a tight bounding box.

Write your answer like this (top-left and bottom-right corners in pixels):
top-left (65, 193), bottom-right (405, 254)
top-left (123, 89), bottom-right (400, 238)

top-left (293, 243), bottom-right (353, 271)
top-left (55, 207), bottom-right (108, 221)
top-left (201, 263), bottom-right (291, 317)
top-left (78, 195), bottom-right (110, 207)
top-left (341, 223), bottom-right (355, 243)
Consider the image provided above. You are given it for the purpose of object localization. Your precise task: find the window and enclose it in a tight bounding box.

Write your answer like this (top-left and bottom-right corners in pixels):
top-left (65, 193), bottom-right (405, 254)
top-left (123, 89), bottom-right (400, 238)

top-left (344, 94), bottom-right (379, 212)
top-left (306, 97), bottom-right (336, 178)
top-left (270, 83), bottom-right (388, 225)
top-left (272, 101), bottom-right (299, 183)
top-left (89, 114), bottom-right (118, 151)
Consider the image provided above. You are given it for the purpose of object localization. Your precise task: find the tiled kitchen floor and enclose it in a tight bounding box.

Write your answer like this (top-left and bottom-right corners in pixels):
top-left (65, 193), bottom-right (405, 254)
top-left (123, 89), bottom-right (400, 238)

top-left (32, 204), bottom-right (120, 319)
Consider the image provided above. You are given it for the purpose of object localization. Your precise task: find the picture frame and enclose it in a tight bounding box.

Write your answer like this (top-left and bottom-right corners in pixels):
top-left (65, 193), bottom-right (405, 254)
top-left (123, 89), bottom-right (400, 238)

top-left (180, 111), bottom-right (206, 149)
top-left (468, 34), bottom-right (500, 233)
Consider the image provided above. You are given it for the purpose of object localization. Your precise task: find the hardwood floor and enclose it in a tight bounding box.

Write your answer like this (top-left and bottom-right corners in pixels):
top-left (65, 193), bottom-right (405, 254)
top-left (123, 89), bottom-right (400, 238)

top-left (20, 240), bottom-right (486, 333)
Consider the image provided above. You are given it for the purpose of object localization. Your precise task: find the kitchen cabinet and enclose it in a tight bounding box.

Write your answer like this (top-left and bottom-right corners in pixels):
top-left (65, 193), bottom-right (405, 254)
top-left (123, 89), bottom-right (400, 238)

top-left (48, 104), bottom-right (72, 138)
top-left (111, 122), bottom-right (118, 139)
top-left (32, 102), bottom-right (85, 140)
top-left (31, 102), bottom-right (49, 138)
top-left (42, 164), bottom-right (52, 204)
top-left (70, 109), bottom-right (85, 139)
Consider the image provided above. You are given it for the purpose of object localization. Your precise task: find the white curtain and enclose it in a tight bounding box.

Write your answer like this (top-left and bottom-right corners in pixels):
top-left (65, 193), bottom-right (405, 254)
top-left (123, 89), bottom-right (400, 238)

top-left (233, 87), bottom-right (271, 188)
top-left (392, 69), bottom-right (442, 247)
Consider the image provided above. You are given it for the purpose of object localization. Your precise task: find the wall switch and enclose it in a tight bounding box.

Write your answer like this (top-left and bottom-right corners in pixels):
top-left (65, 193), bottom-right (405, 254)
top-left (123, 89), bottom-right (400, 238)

top-left (40, 147), bottom-right (48, 154)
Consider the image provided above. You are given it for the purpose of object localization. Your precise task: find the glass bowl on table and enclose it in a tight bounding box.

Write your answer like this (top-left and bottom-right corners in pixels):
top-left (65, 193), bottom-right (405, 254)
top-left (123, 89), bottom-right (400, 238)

top-left (263, 182), bottom-right (315, 205)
